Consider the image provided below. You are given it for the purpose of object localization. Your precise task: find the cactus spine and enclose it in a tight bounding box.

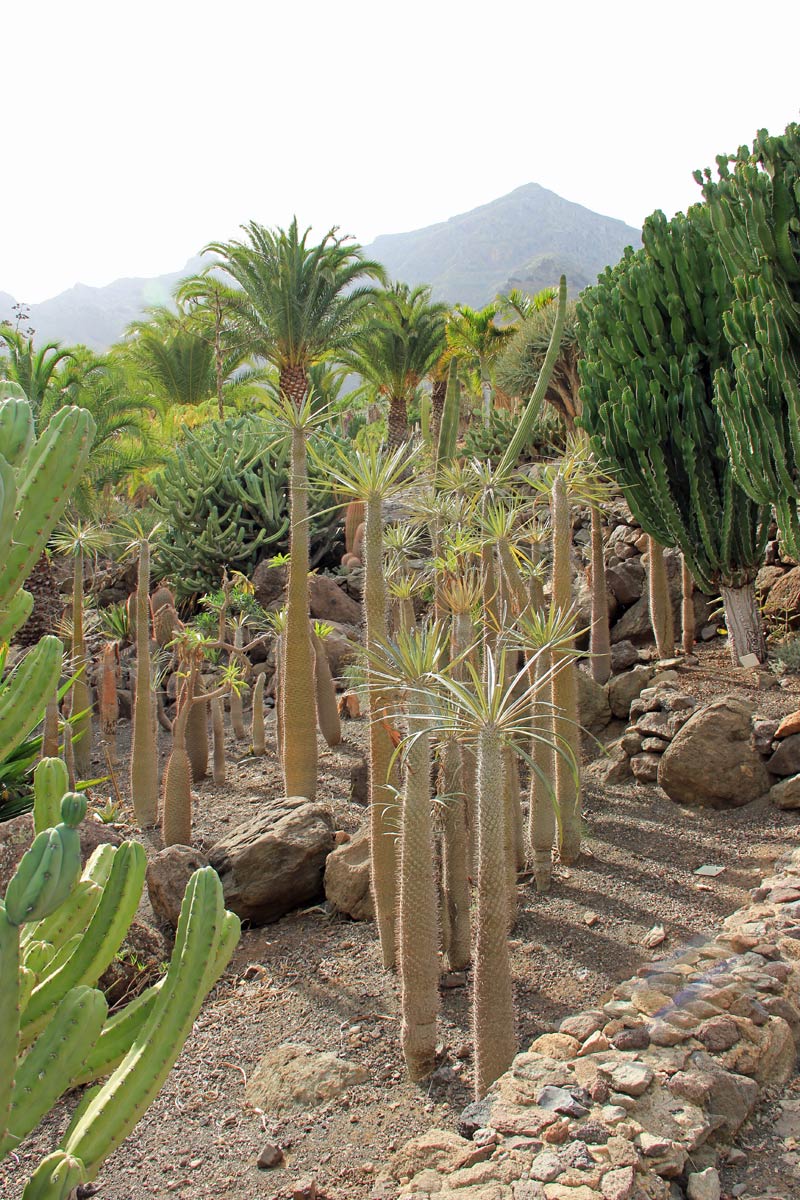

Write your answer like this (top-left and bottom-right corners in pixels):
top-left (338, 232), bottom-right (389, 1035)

top-left (130, 540), bottom-right (158, 826)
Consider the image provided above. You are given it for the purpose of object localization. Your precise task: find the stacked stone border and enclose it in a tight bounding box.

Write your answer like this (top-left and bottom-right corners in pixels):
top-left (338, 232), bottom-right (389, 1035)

top-left (380, 848), bottom-right (800, 1200)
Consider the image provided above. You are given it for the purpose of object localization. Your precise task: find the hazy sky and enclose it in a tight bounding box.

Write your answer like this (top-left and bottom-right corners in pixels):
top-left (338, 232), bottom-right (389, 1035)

top-left (3, 0), bottom-right (799, 301)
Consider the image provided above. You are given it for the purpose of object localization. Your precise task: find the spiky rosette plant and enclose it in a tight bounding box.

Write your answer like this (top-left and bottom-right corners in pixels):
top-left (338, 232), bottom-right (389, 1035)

top-left (312, 438), bottom-right (425, 969)
top-left (577, 207), bottom-right (771, 664)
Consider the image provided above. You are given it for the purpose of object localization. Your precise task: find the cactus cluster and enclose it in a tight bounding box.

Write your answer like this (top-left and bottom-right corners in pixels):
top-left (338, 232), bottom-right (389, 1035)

top-left (0, 769), bottom-right (239, 1196)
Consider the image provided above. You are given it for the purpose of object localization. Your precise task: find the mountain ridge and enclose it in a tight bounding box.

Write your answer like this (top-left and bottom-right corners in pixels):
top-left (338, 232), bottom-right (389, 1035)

top-left (0, 185), bottom-right (641, 349)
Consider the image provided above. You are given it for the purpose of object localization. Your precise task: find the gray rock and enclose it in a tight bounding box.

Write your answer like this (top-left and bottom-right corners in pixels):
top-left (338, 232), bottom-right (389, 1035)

top-left (577, 668), bottom-right (612, 732)
top-left (208, 797), bottom-right (334, 924)
top-left (609, 1061), bottom-right (654, 1097)
top-left (245, 1043), bottom-right (367, 1111)
top-left (620, 731), bottom-right (644, 755)
top-left (457, 1097), bottom-right (493, 1139)
top-left (610, 640), bottom-right (640, 672)
top-left (768, 732), bottom-right (800, 776)
top-left (635, 711), bottom-right (671, 737)
top-left (770, 774), bottom-right (800, 810)
top-left (658, 696), bottom-right (771, 809)
top-left (323, 823), bottom-right (373, 919)
top-left (146, 845), bottom-right (210, 928)
top-left (528, 1151), bottom-right (562, 1183)
top-left (537, 1085), bottom-right (588, 1117)
top-left (606, 559), bottom-right (646, 608)
top-left (608, 664), bottom-right (655, 720)
top-left (753, 717), bottom-right (781, 755)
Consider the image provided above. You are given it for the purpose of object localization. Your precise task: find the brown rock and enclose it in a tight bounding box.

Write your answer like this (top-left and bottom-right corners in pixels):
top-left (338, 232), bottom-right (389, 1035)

top-left (323, 825), bottom-right (373, 920)
top-left (208, 798), bottom-right (334, 924)
top-left (606, 559), bottom-right (646, 608)
top-left (658, 696), bottom-right (771, 808)
top-left (245, 1044), bottom-right (368, 1113)
top-left (696, 1016), bottom-right (740, 1052)
top-left (775, 709), bottom-right (800, 739)
top-left (607, 665), bottom-right (655, 720)
top-left (601, 1166), bottom-right (636, 1200)
top-left (577, 669), bottom-right (612, 732)
top-left (308, 575), bottom-right (362, 625)
top-left (764, 564), bottom-right (800, 619)
top-left (630, 752), bottom-right (661, 783)
top-left (251, 561), bottom-right (287, 609)
top-left (528, 1033), bottom-right (581, 1060)
top-left (768, 735), bottom-right (800, 777)
top-left (98, 917), bottom-right (167, 1005)
top-left (146, 845), bottom-right (210, 928)
top-left (559, 1011), bottom-right (606, 1041)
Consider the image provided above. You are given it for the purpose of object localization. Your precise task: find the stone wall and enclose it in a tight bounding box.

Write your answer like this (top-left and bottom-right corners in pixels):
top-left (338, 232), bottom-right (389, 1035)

top-left (379, 848), bottom-right (800, 1200)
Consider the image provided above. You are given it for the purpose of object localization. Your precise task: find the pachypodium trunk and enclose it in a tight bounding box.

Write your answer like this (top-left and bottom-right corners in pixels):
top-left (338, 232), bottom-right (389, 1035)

top-left (398, 709), bottom-right (439, 1080)
top-left (364, 497), bottom-right (400, 969)
top-left (529, 649), bottom-right (555, 892)
top-left (589, 506), bottom-right (611, 684)
top-left (681, 556), bottom-right (695, 656)
top-left (473, 726), bottom-right (516, 1098)
top-left (274, 633), bottom-right (285, 768)
top-left (502, 746), bottom-right (523, 926)
top-left (162, 672), bottom-right (195, 847)
top-left (42, 692), bottom-right (60, 760)
top-left (282, 427), bottom-right (318, 799)
top-left (551, 475), bottom-right (581, 865)
top-left (439, 739), bottom-right (471, 972)
top-left (130, 541), bottom-right (158, 827)
top-left (70, 548), bottom-right (92, 778)
top-left (647, 536), bottom-right (674, 660)
top-left (720, 582), bottom-right (767, 665)
top-left (211, 695), bottom-right (226, 786)
top-left (252, 673), bottom-right (266, 756)
top-left (311, 630), bottom-right (342, 748)
top-left (229, 625), bottom-right (246, 741)
top-left (99, 643), bottom-right (119, 765)
top-left (185, 674), bottom-right (208, 783)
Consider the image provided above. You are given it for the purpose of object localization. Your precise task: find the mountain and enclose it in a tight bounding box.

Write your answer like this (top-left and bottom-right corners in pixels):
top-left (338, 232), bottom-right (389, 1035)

top-left (363, 183), bottom-right (641, 307)
top-left (0, 257), bottom-right (207, 353)
top-left (0, 186), bottom-right (641, 349)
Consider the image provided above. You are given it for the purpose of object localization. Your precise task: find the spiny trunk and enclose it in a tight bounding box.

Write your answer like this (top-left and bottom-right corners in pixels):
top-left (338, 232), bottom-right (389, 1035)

top-left (252, 672), bottom-right (266, 756)
top-left (452, 610), bottom-right (478, 874)
top-left (312, 629), bottom-right (342, 747)
top-left (42, 693), bottom-right (59, 759)
top-left (398, 710), bottom-right (439, 1080)
top-left (162, 675), bottom-right (193, 847)
top-left (131, 540), bottom-right (158, 826)
top-left (281, 425), bottom-right (318, 799)
top-left (365, 496), bottom-right (399, 969)
top-left (211, 694), bottom-right (226, 786)
top-left (647, 536), bottom-right (674, 660)
top-left (430, 378), bottom-right (447, 447)
top-left (502, 745), bottom-right (523, 927)
top-left (529, 650), bottom-right (555, 892)
top-left (552, 475), bottom-right (581, 865)
top-left (185, 674), bottom-right (208, 783)
top-left (474, 726), bottom-right (516, 1097)
top-left (71, 548), bottom-right (92, 778)
top-left (99, 643), bottom-right (119, 765)
top-left (439, 739), bottom-right (471, 972)
top-left (720, 582), bottom-right (766, 665)
top-left (681, 557), bottom-right (695, 656)
top-left (589, 505), bottom-right (611, 684)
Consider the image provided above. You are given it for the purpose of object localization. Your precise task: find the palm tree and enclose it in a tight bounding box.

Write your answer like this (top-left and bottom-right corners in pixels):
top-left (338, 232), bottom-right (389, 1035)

top-left (344, 283), bottom-right (447, 447)
top-left (206, 218), bottom-right (385, 802)
top-left (175, 270), bottom-right (244, 419)
top-left (445, 303), bottom-right (514, 427)
top-left (0, 329), bottom-right (75, 413)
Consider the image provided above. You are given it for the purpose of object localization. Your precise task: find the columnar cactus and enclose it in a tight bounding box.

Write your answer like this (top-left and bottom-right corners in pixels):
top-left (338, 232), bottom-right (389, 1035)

top-left (647, 537), bottom-right (674, 659)
top-left (130, 538), bottom-right (159, 826)
top-left (578, 209), bottom-right (770, 664)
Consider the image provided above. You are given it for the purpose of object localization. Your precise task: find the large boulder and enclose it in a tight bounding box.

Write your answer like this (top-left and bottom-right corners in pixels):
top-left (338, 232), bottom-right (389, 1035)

top-left (657, 697), bottom-right (771, 809)
top-left (607, 664), bottom-right (655, 720)
top-left (323, 825), bottom-right (373, 920)
top-left (764, 565), bottom-right (800, 621)
top-left (577, 668), bottom-right (612, 732)
top-left (308, 575), bottom-right (362, 625)
top-left (251, 561), bottom-right (287, 610)
top-left (606, 558), bottom-right (646, 608)
top-left (208, 798), bottom-right (334, 924)
top-left (146, 844), bottom-right (210, 928)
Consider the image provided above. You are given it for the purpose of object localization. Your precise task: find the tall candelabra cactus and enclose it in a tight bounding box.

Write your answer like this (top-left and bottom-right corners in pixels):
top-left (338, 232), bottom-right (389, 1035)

top-left (577, 208), bottom-right (771, 664)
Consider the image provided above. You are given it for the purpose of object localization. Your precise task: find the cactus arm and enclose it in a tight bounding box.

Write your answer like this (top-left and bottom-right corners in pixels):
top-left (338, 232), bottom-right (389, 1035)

top-left (60, 869), bottom-right (239, 1177)
top-left (0, 986), bottom-right (108, 1159)
top-left (21, 1151), bottom-right (86, 1200)
top-left (32, 758), bottom-right (70, 835)
top-left (496, 275), bottom-right (567, 479)
top-left (5, 795), bottom-right (84, 927)
top-left (0, 636), bottom-right (63, 761)
top-left (0, 588), bottom-right (34, 644)
top-left (0, 907), bottom-right (21, 1151)
top-left (20, 841), bottom-right (147, 1041)
top-left (0, 396), bottom-right (35, 468)
top-left (72, 979), bottom-right (164, 1086)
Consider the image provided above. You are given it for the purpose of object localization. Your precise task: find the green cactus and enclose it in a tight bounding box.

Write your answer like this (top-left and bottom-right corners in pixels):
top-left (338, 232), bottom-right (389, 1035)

top-left (577, 208), bottom-right (770, 664)
top-left (695, 123), bottom-right (800, 556)
top-left (0, 792), bottom-right (239, 1195)
top-left (436, 359), bottom-right (460, 470)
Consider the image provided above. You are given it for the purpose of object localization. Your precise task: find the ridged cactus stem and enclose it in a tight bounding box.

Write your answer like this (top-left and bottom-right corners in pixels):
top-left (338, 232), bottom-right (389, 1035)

top-left (589, 506), bottom-right (611, 684)
top-left (70, 548), bottom-right (92, 778)
top-left (63, 717), bottom-right (76, 791)
top-left (311, 630), bottom-right (341, 748)
top-left (229, 626), bottom-right (246, 741)
top-left (282, 428), bottom-right (318, 799)
top-left (551, 475), bottom-right (581, 865)
top-left (252, 673), bottom-right (266, 756)
top-left (42, 693), bottom-right (60, 760)
top-left (452, 610), bottom-right (478, 875)
top-left (0, 911), bottom-right (21, 1148)
top-left (681, 557), bottom-right (695, 656)
top-left (398, 708), bottom-right (439, 1080)
top-left (130, 541), bottom-right (158, 827)
top-left (365, 495), bottom-right (399, 970)
top-left (211, 695), bottom-right (226, 787)
top-left (474, 726), bottom-right (516, 1098)
top-left (647, 536), bottom-right (674, 660)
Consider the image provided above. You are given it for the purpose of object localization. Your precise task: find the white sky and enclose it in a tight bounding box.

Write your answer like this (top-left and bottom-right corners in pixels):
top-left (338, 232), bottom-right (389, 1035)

top-left (2, 0), bottom-right (799, 301)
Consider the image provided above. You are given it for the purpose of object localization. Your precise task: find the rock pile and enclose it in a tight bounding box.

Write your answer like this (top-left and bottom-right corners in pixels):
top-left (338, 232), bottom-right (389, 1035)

top-left (381, 845), bottom-right (800, 1199)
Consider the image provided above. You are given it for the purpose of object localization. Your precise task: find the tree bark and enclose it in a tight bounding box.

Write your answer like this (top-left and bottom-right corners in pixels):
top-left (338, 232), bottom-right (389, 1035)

top-left (387, 394), bottom-right (408, 449)
top-left (720, 582), bottom-right (766, 665)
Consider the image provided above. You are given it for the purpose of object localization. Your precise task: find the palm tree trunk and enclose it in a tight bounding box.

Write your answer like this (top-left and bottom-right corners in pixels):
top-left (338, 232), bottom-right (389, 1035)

top-left (474, 726), bottom-right (516, 1097)
top-left (398, 710), bottom-right (439, 1080)
top-left (387, 395), bottom-right (408, 449)
top-left (480, 366), bottom-right (492, 428)
top-left (282, 425), bottom-right (318, 799)
top-left (430, 379), bottom-right (447, 447)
